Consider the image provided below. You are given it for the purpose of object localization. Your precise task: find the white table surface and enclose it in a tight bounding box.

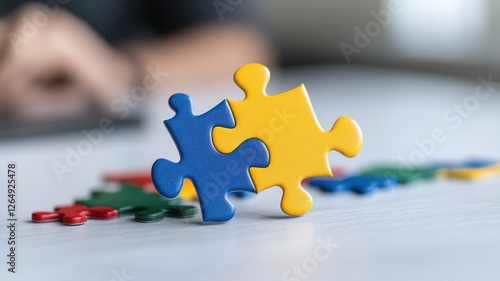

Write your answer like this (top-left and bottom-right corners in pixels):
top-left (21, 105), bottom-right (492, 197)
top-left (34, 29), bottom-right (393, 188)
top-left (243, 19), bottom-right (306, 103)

top-left (1, 64), bottom-right (500, 281)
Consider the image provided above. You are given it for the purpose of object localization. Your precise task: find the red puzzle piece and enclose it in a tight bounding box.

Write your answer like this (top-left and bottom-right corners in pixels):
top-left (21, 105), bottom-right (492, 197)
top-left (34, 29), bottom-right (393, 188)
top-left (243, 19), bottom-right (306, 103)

top-left (104, 171), bottom-right (155, 191)
top-left (32, 204), bottom-right (118, 226)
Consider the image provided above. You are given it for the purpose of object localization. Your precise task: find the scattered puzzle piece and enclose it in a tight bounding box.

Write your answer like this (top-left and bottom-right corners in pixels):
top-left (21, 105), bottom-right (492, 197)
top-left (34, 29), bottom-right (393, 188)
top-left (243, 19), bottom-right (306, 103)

top-left (32, 204), bottom-right (118, 226)
top-left (309, 175), bottom-right (397, 195)
top-left (76, 185), bottom-right (197, 222)
top-left (213, 63), bottom-right (362, 216)
top-left (438, 164), bottom-right (500, 180)
top-left (105, 171), bottom-right (153, 187)
top-left (152, 93), bottom-right (270, 222)
top-left (330, 167), bottom-right (347, 178)
top-left (302, 166), bottom-right (346, 185)
top-left (427, 158), bottom-right (496, 169)
top-left (104, 171), bottom-right (198, 201)
top-left (360, 166), bottom-right (436, 184)
top-left (104, 171), bottom-right (156, 191)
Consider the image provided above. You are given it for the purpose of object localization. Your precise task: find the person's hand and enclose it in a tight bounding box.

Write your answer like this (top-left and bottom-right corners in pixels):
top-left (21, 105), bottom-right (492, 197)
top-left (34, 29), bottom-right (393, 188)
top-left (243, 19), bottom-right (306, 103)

top-left (0, 3), bottom-right (136, 121)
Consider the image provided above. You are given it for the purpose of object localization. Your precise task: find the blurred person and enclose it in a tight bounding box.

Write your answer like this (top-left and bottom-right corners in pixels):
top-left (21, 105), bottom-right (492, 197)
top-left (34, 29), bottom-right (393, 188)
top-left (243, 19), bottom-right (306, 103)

top-left (0, 1), bottom-right (274, 121)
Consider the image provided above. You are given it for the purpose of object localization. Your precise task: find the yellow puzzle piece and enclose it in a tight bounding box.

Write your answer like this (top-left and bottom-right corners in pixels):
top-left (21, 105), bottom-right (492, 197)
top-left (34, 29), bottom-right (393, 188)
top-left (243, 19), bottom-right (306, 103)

top-left (178, 179), bottom-right (198, 200)
top-left (212, 63), bottom-right (363, 216)
top-left (438, 164), bottom-right (500, 180)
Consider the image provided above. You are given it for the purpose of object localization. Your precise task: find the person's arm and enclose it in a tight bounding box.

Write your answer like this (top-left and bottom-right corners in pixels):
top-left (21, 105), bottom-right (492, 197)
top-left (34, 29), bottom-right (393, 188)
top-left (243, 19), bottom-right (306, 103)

top-left (0, 4), bottom-right (135, 119)
top-left (0, 3), bottom-right (275, 120)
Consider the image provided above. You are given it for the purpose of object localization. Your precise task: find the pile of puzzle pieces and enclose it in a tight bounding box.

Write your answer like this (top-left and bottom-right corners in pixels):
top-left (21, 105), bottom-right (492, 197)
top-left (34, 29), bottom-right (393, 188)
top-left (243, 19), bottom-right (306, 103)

top-left (307, 158), bottom-right (500, 195)
top-left (32, 184), bottom-right (198, 225)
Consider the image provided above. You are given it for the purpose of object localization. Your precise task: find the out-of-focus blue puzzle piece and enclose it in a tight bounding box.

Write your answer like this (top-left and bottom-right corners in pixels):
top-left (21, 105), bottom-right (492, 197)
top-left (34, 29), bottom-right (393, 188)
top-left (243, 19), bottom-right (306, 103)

top-left (152, 94), bottom-right (269, 222)
top-left (230, 191), bottom-right (255, 199)
top-left (309, 175), bottom-right (398, 195)
top-left (428, 158), bottom-right (497, 169)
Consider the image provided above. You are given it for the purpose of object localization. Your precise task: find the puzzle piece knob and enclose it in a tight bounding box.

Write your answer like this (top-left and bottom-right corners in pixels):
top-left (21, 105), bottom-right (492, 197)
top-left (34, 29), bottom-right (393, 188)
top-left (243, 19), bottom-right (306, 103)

top-left (234, 63), bottom-right (270, 98)
top-left (169, 93), bottom-right (193, 114)
top-left (281, 186), bottom-right (313, 216)
top-left (329, 116), bottom-right (363, 158)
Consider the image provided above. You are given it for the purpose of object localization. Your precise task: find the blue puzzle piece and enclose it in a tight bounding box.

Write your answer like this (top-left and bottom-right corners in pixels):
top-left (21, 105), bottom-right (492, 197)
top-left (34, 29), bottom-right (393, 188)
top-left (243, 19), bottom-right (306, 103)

top-left (152, 94), bottom-right (269, 222)
top-left (309, 175), bottom-right (398, 195)
top-left (230, 191), bottom-right (255, 199)
top-left (428, 158), bottom-right (496, 169)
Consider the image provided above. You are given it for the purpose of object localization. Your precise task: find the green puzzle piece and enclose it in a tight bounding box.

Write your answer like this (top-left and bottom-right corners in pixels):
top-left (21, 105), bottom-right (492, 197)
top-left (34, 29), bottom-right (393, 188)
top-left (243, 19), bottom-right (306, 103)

top-left (76, 184), bottom-right (197, 222)
top-left (360, 166), bottom-right (437, 184)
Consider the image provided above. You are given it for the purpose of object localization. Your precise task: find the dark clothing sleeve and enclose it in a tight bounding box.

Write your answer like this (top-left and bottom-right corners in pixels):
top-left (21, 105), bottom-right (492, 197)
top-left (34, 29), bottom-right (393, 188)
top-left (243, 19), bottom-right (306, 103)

top-left (0, 0), bottom-right (220, 43)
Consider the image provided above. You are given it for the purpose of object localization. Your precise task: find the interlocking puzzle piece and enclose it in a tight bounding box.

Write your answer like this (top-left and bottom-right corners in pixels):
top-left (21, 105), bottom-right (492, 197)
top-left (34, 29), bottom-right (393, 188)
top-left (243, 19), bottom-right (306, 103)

top-left (427, 158), bottom-right (496, 169)
top-left (360, 165), bottom-right (436, 184)
top-left (178, 179), bottom-right (198, 200)
top-left (152, 94), bottom-right (270, 222)
top-left (32, 204), bottom-right (118, 226)
top-left (212, 63), bottom-right (362, 216)
top-left (438, 164), bottom-right (500, 180)
top-left (309, 175), bottom-right (397, 195)
top-left (76, 185), bottom-right (197, 222)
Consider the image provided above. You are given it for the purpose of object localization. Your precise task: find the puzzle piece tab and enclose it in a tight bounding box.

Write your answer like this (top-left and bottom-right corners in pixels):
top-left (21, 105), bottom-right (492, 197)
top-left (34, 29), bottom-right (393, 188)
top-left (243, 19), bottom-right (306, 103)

top-left (360, 166), bottom-right (436, 184)
top-left (309, 175), bottom-right (397, 195)
top-left (76, 185), bottom-right (197, 222)
top-left (152, 94), bottom-right (269, 222)
top-left (32, 204), bottom-right (118, 226)
top-left (213, 63), bottom-right (362, 216)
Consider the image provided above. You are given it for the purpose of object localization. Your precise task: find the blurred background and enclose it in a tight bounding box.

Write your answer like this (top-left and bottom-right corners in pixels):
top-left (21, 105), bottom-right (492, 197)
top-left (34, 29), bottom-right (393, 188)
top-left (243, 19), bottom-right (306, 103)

top-left (261, 0), bottom-right (499, 75)
top-left (0, 0), bottom-right (499, 135)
